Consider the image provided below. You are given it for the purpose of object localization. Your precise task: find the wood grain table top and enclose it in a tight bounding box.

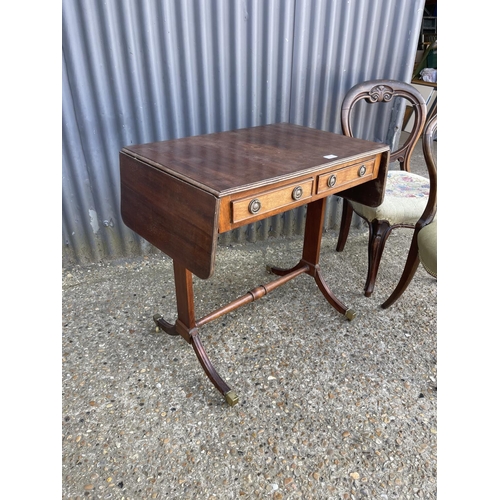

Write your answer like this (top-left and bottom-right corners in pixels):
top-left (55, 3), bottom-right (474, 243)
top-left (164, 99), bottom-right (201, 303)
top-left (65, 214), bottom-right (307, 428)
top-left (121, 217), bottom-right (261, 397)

top-left (121, 123), bottom-right (388, 196)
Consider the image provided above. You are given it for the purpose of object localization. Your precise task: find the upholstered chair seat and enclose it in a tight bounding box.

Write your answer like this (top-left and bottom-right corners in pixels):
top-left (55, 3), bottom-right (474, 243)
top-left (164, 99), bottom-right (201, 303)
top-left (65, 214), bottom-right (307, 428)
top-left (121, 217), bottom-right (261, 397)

top-left (351, 170), bottom-right (430, 226)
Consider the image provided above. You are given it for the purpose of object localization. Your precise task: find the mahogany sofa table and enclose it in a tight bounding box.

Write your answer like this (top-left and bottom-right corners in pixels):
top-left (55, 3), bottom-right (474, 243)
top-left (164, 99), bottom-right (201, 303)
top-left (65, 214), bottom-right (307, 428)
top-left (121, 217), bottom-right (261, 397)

top-left (120, 123), bottom-right (390, 406)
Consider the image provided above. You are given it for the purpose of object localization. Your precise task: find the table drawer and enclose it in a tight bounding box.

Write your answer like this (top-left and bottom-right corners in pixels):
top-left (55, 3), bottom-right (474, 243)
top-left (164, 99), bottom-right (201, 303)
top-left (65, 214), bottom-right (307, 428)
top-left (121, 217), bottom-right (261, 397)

top-left (317, 158), bottom-right (376, 194)
top-left (232, 178), bottom-right (314, 223)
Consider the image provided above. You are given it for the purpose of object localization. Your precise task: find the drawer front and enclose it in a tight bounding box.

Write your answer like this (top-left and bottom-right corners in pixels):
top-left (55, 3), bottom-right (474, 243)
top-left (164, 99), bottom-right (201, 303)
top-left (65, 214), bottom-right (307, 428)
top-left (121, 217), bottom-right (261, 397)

top-left (232, 178), bottom-right (314, 223)
top-left (317, 158), bottom-right (376, 194)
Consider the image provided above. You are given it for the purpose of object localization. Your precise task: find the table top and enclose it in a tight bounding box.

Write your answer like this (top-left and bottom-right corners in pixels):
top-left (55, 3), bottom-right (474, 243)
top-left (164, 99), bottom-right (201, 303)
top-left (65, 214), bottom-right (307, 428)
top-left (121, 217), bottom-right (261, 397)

top-left (121, 123), bottom-right (388, 197)
top-left (120, 122), bottom-right (390, 279)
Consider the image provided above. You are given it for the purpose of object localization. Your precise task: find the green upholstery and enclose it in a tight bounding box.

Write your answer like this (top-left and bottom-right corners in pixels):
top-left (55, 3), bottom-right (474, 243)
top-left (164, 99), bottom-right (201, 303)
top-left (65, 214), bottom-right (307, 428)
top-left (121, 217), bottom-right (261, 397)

top-left (417, 220), bottom-right (437, 278)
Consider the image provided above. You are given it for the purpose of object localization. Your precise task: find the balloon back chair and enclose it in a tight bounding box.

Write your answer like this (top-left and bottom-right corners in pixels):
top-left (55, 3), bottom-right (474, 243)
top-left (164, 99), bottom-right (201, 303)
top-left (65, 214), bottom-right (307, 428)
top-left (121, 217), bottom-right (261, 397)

top-left (335, 79), bottom-right (428, 297)
top-left (381, 113), bottom-right (437, 308)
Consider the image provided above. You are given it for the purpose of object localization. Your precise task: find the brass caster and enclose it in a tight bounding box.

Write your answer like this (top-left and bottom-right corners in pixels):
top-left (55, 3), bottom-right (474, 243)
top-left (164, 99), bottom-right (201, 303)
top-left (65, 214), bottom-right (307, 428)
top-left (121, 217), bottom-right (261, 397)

top-left (224, 390), bottom-right (239, 406)
top-left (265, 265), bottom-right (273, 274)
top-left (153, 314), bottom-right (162, 333)
top-left (345, 309), bottom-right (356, 321)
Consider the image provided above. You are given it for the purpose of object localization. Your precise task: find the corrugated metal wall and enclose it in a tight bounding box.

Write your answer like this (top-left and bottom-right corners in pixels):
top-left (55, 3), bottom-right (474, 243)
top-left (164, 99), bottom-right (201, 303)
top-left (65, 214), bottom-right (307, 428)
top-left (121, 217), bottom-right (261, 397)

top-left (62, 0), bottom-right (424, 266)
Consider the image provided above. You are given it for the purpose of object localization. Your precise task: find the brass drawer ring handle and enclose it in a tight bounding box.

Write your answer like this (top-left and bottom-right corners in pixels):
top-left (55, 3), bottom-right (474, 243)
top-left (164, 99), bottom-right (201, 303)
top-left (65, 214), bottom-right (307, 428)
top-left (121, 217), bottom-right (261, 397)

top-left (292, 186), bottom-right (303, 201)
top-left (358, 165), bottom-right (367, 177)
top-left (327, 174), bottom-right (337, 188)
top-left (248, 199), bottom-right (262, 214)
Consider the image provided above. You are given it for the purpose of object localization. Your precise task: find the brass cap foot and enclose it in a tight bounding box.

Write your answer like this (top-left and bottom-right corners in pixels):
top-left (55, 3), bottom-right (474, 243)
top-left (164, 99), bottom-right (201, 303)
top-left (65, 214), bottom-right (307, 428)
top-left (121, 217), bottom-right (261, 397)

top-left (345, 309), bottom-right (356, 321)
top-left (224, 390), bottom-right (239, 406)
top-left (153, 314), bottom-right (163, 333)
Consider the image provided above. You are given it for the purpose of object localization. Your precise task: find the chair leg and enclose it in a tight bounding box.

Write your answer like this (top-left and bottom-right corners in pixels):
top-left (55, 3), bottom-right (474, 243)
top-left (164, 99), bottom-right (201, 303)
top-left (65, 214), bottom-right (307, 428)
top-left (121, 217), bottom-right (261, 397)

top-left (363, 219), bottom-right (392, 297)
top-left (336, 198), bottom-right (353, 252)
top-left (381, 233), bottom-right (421, 308)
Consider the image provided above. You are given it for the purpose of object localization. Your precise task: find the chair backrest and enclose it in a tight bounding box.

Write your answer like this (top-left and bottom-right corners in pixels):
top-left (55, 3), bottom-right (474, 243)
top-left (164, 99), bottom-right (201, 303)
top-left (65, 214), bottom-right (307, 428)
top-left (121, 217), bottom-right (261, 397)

top-left (416, 113), bottom-right (437, 230)
top-left (341, 79), bottom-right (427, 172)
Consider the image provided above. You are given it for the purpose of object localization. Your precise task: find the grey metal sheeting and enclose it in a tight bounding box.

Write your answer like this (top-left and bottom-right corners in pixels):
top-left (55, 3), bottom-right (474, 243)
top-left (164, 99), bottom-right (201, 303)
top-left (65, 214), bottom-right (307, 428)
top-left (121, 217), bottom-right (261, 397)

top-left (62, 0), bottom-right (424, 266)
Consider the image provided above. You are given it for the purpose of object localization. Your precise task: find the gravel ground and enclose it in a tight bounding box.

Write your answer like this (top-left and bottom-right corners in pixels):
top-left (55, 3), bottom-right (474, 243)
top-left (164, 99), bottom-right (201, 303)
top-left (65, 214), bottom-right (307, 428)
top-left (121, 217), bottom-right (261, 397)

top-left (62, 228), bottom-right (437, 500)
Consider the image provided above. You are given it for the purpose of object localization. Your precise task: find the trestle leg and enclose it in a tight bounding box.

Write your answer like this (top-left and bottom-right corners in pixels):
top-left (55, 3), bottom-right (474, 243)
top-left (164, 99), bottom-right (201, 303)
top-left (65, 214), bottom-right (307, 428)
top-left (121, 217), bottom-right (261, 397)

top-left (267, 198), bottom-right (356, 320)
top-left (152, 198), bottom-right (356, 406)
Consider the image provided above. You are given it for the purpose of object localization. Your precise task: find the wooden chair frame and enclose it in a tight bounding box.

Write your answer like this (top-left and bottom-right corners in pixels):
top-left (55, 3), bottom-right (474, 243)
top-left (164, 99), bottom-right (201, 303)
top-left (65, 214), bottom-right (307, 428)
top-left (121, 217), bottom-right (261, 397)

top-left (336, 79), bottom-right (428, 297)
top-left (381, 113), bottom-right (437, 308)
